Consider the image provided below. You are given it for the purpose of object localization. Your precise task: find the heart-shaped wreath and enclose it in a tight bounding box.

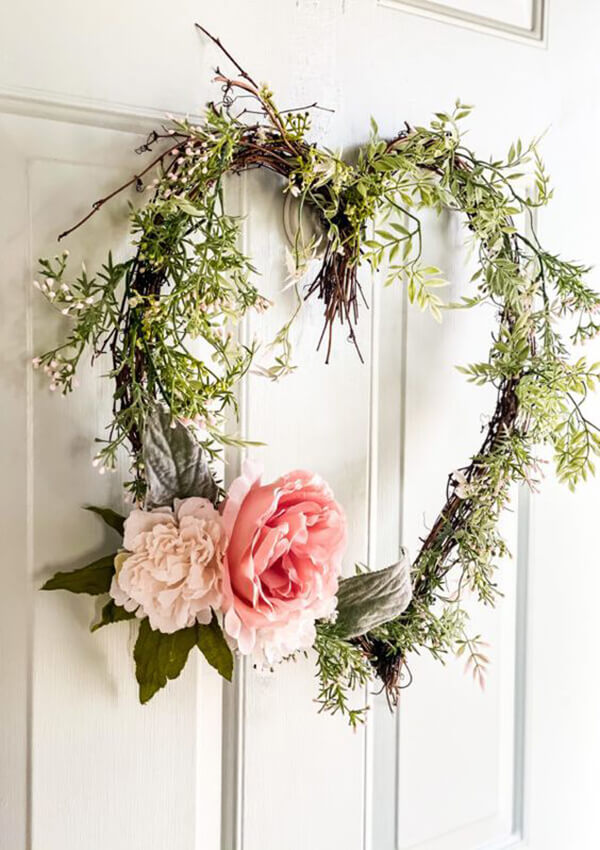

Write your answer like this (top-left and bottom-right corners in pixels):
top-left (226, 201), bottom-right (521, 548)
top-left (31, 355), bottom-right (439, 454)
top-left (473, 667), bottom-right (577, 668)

top-left (36, 26), bottom-right (600, 725)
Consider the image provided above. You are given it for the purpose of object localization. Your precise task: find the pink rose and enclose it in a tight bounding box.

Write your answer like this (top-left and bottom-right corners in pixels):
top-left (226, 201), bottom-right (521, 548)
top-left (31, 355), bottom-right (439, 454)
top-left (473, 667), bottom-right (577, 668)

top-left (221, 461), bottom-right (347, 660)
top-left (110, 497), bottom-right (226, 633)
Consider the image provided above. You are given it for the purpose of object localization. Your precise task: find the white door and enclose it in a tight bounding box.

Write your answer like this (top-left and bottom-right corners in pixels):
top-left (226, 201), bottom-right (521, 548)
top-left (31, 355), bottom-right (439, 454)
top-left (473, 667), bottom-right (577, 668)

top-left (2, 2), bottom-right (600, 849)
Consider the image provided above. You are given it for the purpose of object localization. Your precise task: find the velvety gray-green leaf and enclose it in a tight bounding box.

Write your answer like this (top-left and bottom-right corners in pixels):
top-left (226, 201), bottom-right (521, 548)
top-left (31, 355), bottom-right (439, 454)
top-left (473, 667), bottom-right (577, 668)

top-left (133, 619), bottom-right (198, 704)
top-left (41, 554), bottom-right (116, 595)
top-left (84, 505), bottom-right (125, 536)
top-left (143, 405), bottom-right (218, 508)
top-left (91, 598), bottom-right (136, 632)
top-left (197, 613), bottom-right (234, 681)
top-left (332, 551), bottom-right (413, 639)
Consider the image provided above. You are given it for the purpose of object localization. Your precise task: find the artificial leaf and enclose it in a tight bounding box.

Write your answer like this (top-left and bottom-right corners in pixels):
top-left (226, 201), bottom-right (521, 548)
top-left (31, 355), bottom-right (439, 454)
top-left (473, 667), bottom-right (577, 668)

top-left (41, 554), bottom-right (116, 596)
top-left (142, 405), bottom-right (218, 508)
top-left (91, 598), bottom-right (136, 632)
top-left (134, 619), bottom-right (198, 704)
top-left (332, 550), bottom-right (413, 639)
top-left (84, 505), bottom-right (125, 536)
top-left (197, 613), bottom-right (234, 681)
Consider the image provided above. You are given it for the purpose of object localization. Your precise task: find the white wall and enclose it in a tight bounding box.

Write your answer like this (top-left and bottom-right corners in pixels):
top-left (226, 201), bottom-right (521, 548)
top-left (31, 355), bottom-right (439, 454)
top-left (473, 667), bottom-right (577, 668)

top-left (1, 2), bottom-right (599, 849)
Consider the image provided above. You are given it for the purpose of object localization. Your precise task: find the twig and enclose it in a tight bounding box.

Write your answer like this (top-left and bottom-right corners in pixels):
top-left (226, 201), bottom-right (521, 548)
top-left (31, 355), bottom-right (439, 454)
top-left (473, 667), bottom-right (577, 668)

top-left (195, 23), bottom-right (259, 88)
top-left (57, 140), bottom-right (182, 241)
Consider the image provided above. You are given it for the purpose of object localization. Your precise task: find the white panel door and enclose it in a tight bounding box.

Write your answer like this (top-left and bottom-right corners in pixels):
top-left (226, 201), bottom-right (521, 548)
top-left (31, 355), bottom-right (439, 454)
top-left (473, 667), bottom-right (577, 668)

top-left (2, 3), bottom-right (600, 850)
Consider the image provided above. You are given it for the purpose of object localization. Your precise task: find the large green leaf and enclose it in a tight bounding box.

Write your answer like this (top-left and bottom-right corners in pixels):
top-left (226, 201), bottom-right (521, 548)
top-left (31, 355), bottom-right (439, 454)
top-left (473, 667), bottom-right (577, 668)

top-left (197, 613), bottom-right (234, 681)
top-left (133, 614), bottom-right (234, 703)
top-left (41, 554), bottom-right (116, 596)
top-left (84, 505), bottom-right (125, 536)
top-left (91, 599), bottom-right (136, 632)
top-left (134, 619), bottom-right (198, 704)
top-left (332, 550), bottom-right (413, 640)
top-left (142, 405), bottom-right (218, 508)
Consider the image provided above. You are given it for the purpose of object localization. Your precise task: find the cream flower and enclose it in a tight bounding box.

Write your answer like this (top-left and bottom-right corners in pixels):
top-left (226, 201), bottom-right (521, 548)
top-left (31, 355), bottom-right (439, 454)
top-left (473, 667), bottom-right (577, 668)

top-left (110, 497), bottom-right (226, 633)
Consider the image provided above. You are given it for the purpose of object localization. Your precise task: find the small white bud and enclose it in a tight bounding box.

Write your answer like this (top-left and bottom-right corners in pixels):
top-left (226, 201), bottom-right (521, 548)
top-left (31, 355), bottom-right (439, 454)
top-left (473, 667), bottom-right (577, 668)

top-left (31, 357), bottom-right (41, 368)
top-left (33, 280), bottom-right (41, 289)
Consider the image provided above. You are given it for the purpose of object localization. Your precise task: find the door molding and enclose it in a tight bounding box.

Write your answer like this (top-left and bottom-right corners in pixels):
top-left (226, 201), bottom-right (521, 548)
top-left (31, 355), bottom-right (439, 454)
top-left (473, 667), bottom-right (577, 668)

top-left (378, 0), bottom-right (547, 45)
top-left (0, 83), bottom-right (202, 134)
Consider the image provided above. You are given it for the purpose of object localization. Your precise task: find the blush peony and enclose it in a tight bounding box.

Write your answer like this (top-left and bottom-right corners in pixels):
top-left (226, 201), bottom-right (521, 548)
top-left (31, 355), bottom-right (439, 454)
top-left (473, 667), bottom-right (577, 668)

top-left (221, 461), bottom-right (347, 661)
top-left (110, 497), bottom-right (226, 633)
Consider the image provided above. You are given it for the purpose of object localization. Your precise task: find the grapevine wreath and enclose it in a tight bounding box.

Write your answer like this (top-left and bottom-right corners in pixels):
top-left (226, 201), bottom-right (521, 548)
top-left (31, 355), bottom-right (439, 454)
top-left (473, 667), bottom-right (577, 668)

top-left (36, 26), bottom-right (600, 724)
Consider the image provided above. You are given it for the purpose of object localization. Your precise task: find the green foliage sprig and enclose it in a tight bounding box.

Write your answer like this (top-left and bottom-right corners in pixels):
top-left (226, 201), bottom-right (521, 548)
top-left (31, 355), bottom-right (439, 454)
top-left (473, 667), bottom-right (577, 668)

top-left (34, 25), bottom-right (600, 721)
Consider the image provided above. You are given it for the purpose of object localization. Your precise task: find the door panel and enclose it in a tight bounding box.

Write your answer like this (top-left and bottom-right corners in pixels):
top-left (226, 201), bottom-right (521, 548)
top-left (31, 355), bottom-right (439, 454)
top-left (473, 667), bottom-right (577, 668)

top-left (2, 3), bottom-right (600, 850)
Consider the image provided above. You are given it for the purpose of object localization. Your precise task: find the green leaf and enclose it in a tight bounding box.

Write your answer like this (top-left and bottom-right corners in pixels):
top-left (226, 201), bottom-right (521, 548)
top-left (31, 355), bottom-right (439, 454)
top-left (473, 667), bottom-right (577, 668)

top-left (41, 554), bottom-right (116, 595)
top-left (134, 619), bottom-right (198, 704)
top-left (332, 550), bottom-right (413, 639)
top-left (197, 613), bottom-right (234, 681)
top-left (172, 197), bottom-right (203, 217)
top-left (84, 505), bottom-right (125, 536)
top-left (91, 598), bottom-right (136, 632)
top-left (143, 405), bottom-right (218, 508)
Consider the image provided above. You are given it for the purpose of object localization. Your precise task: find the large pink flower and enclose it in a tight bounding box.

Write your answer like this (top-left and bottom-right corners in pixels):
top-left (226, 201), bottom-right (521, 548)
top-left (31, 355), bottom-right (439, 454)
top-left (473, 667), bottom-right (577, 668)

top-left (110, 497), bottom-right (226, 633)
top-left (221, 461), bottom-right (347, 660)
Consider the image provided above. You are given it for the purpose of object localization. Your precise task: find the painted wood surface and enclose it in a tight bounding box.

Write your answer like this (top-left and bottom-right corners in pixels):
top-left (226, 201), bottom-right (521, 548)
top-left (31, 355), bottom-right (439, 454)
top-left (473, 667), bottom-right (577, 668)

top-left (2, 2), bottom-right (600, 849)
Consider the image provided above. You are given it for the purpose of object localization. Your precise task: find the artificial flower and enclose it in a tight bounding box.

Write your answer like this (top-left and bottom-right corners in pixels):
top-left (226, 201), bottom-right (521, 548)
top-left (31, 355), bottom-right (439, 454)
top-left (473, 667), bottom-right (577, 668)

top-left (221, 461), bottom-right (347, 662)
top-left (109, 497), bottom-right (226, 633)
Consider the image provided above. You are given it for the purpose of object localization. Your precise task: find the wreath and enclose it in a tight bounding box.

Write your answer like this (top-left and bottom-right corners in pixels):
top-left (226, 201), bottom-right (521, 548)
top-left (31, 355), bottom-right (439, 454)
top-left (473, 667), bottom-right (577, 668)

top-left (36, 25), bottom-right (600, 725)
